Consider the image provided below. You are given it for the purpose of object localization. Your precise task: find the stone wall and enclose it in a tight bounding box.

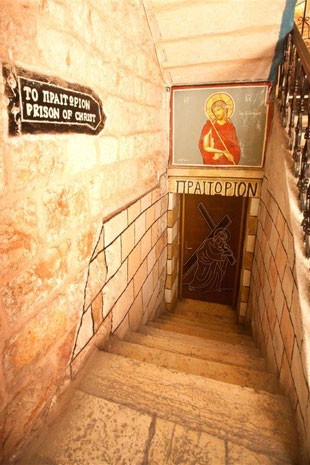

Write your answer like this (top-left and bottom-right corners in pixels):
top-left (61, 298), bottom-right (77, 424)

top-left (165, 192), bottom-right (180, 310)
top-left (237, 196), bottom-right (260, 324)
top-left (72, 180), bottom-right (168, 374)
top-left (0, 0), bottom-right (168, 462)
top-left (248, 108), bottom-right (310, 463)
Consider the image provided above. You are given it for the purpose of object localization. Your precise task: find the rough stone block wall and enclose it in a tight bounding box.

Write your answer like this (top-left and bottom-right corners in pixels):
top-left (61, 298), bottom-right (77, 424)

top-left (73, 179), bottom-right (168, 374)
top-left (248, 109), bottom-right (310, 463)
top-left (237, 196), bottom-right (260, 323)
top-left (165, 192), bottom-right (180, 310)
top-left (0, 0), bottom-right (168, 462)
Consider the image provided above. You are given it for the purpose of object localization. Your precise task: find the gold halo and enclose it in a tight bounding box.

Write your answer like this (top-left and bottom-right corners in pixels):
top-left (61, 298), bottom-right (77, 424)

top-left (205, 92), bottom-right (235, 120)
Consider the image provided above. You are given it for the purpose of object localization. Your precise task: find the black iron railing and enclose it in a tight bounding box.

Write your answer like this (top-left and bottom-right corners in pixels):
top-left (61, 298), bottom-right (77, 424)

top-left (296, 0), bottom-right (310, 48)
top-left (277, 23), bottom-right (310, 258)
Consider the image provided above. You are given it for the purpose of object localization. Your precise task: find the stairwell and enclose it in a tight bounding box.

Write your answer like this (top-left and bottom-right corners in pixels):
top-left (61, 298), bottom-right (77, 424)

top-left (19, 299), bottom-right (300, 465)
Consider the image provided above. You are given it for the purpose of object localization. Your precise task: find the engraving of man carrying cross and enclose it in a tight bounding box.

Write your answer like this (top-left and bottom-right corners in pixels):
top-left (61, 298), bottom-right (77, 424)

top-left (183, 202), bottom-right (236, 294)
top-left (198, 92), bottom-right (240, 165)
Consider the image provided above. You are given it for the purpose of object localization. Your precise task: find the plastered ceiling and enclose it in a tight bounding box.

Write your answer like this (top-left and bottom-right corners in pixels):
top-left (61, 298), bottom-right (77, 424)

top-left (143, 0), bottom-right (289, 85)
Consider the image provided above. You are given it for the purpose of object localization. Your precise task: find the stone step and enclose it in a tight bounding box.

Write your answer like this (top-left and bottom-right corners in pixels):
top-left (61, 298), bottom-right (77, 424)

top-left (158, 312), bottom-right (249, 335)
top-left (109, 337), bottom-right (279, 394)
top-left (19, 388), bottom-right (294, 465)
top-left (170, 307), bottom-right (238, 326)
top-left (79, 351), bottom-right (299, 462)
top-left (147, 320), bottom-right (255, 346)
top-left (176, 299), bottom-right (237, 320)
top-left (165, 307), bottom-right (240, 327)
top-left (130, 327), bottom-right (267, 371)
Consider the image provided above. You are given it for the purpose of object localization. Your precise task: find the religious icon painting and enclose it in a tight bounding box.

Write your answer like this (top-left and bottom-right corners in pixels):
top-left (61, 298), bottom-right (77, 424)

top-left (170, 83), bottom-right (271, 168)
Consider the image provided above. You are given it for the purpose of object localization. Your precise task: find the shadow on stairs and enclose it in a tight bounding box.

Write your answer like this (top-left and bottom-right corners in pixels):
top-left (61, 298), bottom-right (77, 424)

top-left (18, 299), bottom-right (300, 465)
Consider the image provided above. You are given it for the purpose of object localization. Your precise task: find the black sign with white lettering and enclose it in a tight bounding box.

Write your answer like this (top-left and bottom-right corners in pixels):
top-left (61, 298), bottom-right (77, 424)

top-left (3, 64), bottom-right (106, 136)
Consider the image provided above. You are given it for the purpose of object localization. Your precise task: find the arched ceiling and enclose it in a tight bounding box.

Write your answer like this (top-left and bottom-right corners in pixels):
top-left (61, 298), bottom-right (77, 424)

top-left (143, 0), bottom-right (292, 85)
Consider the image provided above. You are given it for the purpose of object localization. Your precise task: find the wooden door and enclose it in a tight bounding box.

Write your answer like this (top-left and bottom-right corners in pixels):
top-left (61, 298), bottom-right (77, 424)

top-left (181, 194), bottom-right (247, 306)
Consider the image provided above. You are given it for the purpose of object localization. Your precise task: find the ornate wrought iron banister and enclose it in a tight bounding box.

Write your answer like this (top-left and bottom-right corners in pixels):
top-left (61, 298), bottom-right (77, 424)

top-left (296, 0), bottom-right (310, 48)
top-left (277, 23), bottom-right (310, 258)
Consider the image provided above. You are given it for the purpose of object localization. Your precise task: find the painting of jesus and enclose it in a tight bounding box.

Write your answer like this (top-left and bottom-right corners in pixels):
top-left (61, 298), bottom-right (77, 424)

top-left (199, 93), bottom-right (240, 165)
top-left (170, 83), bottom-right (270, 168)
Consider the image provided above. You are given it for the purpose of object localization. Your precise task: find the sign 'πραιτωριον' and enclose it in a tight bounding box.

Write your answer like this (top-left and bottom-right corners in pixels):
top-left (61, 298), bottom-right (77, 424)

top-left (171, 178), bottom-right (261, 197)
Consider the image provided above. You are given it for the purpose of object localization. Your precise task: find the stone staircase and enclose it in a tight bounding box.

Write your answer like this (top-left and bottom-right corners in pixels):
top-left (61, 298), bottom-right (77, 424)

top-left (19, 299), bottom-right (300, 465)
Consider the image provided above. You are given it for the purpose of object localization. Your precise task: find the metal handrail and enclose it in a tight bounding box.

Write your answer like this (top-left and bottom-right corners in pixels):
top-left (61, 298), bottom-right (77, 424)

top-left (277, 23), bottom-right (310, 258)
top-left (293, 23), bottom-right (310, 78)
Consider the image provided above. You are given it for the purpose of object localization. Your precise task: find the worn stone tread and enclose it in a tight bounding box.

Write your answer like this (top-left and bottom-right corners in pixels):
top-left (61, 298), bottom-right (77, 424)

top-left (129, 328), bottom-right (267, 371)
top-left (109, 338), bottom-right (279, 393)
top-left (226, 442), bottom-right (295, 465)
top-left (147, 320), bottom-right (254, 346)
top-left (18, 389), bottom-right (292, 465)
top-left (79, 351), bottom-right (299, 462)
top-left (18, 390), bottom-right (153, 465)
top-left (165, 308), bottom-right (239, 326)
top-left (158, 312), bottom-right (249, 334)
top-left (176, 299), bottom-right (236, 320)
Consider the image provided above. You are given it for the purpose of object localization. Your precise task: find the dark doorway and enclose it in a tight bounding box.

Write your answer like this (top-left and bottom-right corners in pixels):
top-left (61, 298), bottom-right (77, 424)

top-left (181, 194), bottom-right (247, 306)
